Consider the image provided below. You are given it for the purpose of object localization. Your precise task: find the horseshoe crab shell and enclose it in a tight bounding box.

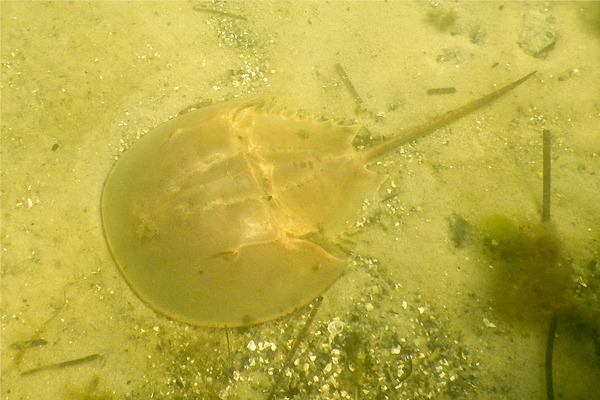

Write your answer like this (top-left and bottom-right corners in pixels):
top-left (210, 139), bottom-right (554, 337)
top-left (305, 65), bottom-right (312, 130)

top-left (101, 72), bottom-right (534, 327)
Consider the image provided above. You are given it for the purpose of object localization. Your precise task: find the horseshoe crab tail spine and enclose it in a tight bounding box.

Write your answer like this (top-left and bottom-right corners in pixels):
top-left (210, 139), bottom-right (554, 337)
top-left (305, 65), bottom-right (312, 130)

top-left (361, 71), bottom-right (537, 163)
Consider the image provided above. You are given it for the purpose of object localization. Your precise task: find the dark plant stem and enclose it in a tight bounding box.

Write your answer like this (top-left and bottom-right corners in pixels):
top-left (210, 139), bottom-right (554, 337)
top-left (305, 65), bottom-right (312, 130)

top-left (542, 129), bottom-right (552, 223)
top-left (267, 296), bottom-right (323, 400)
top-left (545, 312), bottom-right (558, 400)
top-left (542, 129), bottom-right (556, 400)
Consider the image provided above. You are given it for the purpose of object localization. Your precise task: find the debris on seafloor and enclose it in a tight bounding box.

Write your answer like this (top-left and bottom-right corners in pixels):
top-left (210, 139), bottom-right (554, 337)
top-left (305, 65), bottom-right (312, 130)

top-left (9, 286), bottom-right (103, 377)
top-left (427, 87), bottom-right (457, 95)
top-left (151, 256), bottom-right (480, 399)
top-left (518, 10), bottom-right (557, 59)
top-left (335, 63), bottom-right (369, 116)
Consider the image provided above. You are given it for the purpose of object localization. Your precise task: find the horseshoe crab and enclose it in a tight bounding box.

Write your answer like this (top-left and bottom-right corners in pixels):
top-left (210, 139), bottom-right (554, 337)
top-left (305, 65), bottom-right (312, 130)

top-left (101, 72), bottom-right (535, 327)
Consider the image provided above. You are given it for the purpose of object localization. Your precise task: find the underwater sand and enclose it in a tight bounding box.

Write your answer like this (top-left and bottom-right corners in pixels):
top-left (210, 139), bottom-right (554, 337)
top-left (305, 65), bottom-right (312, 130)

top-left (2, 1), bottom-right (599, 399)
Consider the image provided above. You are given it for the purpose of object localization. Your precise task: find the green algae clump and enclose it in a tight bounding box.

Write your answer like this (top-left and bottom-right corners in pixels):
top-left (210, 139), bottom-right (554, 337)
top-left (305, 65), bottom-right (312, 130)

top-left (479, 214), bottom-right (570, 323)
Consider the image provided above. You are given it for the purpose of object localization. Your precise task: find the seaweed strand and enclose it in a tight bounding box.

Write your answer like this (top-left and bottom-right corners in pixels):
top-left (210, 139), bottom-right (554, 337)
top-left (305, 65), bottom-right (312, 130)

top-left (545, 312), bottom-right (558, 400)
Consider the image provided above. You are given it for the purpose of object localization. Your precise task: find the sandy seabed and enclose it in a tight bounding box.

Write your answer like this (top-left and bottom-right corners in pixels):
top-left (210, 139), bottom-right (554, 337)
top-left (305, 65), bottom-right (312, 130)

top-left (2, 2), bottom-right (599, 399)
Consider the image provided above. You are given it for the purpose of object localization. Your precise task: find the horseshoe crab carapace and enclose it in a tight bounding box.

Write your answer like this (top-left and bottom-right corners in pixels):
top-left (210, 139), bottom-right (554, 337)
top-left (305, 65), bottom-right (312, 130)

top-left (101, 71), bottom-right (535, 327)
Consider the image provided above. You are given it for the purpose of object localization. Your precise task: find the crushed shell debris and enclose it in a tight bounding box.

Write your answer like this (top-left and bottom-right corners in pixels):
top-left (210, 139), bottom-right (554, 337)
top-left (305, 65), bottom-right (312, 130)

top-left (134, 257), bottom-right (478, 399)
